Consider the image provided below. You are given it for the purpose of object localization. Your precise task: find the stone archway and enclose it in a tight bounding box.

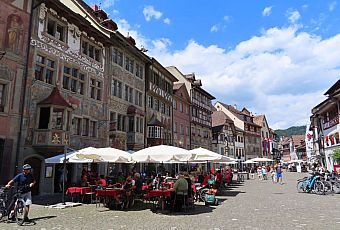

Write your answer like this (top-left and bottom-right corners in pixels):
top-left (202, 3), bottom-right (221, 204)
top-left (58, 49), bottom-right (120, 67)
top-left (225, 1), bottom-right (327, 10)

top-left (24, 157), bottom-right (42, 195)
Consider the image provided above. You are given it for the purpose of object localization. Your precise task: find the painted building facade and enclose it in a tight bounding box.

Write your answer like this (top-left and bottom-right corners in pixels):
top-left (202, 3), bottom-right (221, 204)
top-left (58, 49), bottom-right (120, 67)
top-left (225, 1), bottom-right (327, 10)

top-left (167, 66), bottom-right (215, 150)
top-left (212, 110), bottom-right (236, 157)
top-left (173, 83), bottom-right (190, 149)
top-left (310, 80), bottom-right (340, 171)
top-left (0, 0), bottom-right (32, 184)
top-left (146, 59), bottom-right (176, 147)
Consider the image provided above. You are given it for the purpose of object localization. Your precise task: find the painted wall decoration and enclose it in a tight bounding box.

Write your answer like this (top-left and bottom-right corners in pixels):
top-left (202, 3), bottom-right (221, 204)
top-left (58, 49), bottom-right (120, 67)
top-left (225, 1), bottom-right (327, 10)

top-left (6, 14), bottom-right (23, 54)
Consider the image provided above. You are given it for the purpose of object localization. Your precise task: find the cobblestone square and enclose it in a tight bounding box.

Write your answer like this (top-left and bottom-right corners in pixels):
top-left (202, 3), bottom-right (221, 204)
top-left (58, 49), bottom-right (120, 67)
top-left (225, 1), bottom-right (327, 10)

top-left (1, 172), bottom-right (339, 230)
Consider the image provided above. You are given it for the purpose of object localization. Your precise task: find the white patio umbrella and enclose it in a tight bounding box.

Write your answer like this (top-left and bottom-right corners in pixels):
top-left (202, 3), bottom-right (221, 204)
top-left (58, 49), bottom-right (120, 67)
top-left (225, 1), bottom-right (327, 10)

top-left (94, 147), bottom-right (133, 163)
top-left (189, 147), bottom-right (234, 162)
top-left (222, 161), bottom-right (238, 165)
top-left (45, 147), bottom-right (101, 163)
top-left (250, 157), bottom-right (274, 162)
top-left (242, 159), bottom-right (256, 164)
top-left (131, 145), bottom-right (193, 163)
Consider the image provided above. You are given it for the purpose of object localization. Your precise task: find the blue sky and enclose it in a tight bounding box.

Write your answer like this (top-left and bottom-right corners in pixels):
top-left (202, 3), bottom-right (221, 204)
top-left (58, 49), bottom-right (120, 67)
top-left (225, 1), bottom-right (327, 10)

top-left (85, 0), bottom-right (340, 130)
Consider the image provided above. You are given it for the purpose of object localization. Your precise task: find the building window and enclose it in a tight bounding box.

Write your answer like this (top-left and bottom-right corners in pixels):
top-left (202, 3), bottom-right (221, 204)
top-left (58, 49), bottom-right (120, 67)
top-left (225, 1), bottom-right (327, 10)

top-left (160, 102), bottom-right (165, 114)
top-left (82, 118), bottom-right (89, 136)
top-left (73, 117), bottom-right (81, 135)
top-left (46, 17), bottom-right (67, 42)
top-left (180, 124), bottom-right (184, 135)
top-left (0, 84), bottom-right (6, 112)
top-left (62, 66), bottom-right (85, 95)
top-left (154, 98), bottom-right (159, 111)
top-left (125, 56), bottom-right (134, 73)
top-left (165, 105), bottom-right (171, 116)
top-left (179, 102), bottom-right (183, 112)
top-left (112, 48), bottom-right (123, 66)
top-left (35, 54), bottom-right (55, 84)
top-left (135, 90), bottom-right (143, 107)
top-left (148, 96), bottom-right (153, 108)
top-left (90, 78), bottom-right (102, 100)
top-left (81, 39), bottom-right (102, 62)
top-left (174, 122), bottom-right (177, 133)
top-left (111, 79), bottom-right (123, 98)
top-left (128, 116), bottom-right (134, 132)
top-left (117, 114), bottom-right (126, 131)
top-left (148, 126), bottom-right (162, 138)
top-left (136, 63), bottom-right (144, 79)
top-left (38, 107), bottom-right (50, 129)
top-left (124, 85), bottom-right (133, 102)
top-left (51, 108), bottom-right (64, 130)
top-left (89, 121), bottom-right (96, 137)
top-left (173, 100), bottom-right (177, 110)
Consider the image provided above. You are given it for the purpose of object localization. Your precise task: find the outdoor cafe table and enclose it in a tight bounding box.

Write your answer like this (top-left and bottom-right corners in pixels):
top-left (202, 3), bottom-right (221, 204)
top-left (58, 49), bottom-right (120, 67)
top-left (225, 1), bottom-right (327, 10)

top-left (66, 187), bottom-right (91, 202)
top-left (96, 188), bottom-right (125, 207)
top-left (148, 189), bottom-right (174, 211)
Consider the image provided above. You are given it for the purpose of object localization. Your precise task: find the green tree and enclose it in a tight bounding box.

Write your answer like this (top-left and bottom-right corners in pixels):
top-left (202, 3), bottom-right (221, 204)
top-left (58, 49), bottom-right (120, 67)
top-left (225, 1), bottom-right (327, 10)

top-left (332, 148), bottom-right (340, 164)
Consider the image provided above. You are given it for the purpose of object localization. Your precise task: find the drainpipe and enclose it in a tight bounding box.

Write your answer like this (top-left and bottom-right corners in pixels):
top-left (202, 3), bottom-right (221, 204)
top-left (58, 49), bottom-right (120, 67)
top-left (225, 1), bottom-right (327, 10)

top-left (14, 0), bottom-right (44, 175)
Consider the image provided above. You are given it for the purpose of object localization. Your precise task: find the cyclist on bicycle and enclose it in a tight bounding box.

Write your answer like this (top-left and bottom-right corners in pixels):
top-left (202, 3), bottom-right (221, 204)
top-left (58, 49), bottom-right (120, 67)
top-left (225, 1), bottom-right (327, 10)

top-left (5, 164), bottom-right (36, 223)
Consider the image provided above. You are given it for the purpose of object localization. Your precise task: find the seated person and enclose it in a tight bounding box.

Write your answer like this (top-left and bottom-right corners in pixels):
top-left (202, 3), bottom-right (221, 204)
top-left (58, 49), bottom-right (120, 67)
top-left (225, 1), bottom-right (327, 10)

top-left (183, 172), bottom-right (193, 198)
top-left (96, 175), bottom-right (107, 188)
top-left (170, 172), bottom-right (188, 212)
top-left (202, 172), bottom-right (211, 187)
top-left (117, 172), bottom-right (125, 184)
top-left (133, 173), bottom-right (143, 195)
top-left (152, 174), bottom-right (162, 190)
top-left (80, 174), bottom-right (89, 187)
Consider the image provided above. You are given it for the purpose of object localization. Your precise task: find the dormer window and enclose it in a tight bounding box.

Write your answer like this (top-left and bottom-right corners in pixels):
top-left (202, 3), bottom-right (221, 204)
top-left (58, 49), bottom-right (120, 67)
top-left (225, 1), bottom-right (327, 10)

top-left (47, 17), bottom-right (67, 42)
top-left (81, 39), bottom-right (102, 62)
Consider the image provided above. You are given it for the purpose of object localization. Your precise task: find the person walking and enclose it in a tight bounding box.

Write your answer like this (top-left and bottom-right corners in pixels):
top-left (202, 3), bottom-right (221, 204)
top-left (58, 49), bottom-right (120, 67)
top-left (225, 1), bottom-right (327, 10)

top-left (5, 164), bottom-right (36, 223)
top-left (262, 166), bottom-right (267, 180)
top-left (276, 163), bottom-right (283, 184)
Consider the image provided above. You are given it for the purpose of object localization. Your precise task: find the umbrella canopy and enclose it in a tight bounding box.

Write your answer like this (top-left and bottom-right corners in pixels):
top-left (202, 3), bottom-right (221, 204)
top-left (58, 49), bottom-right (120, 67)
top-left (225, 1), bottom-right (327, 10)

top-left (289, 159), bottom-right (305, 164)
top-left (189, 147), bottom-right (233, 162)
top-left (45, 147), bottom-right (100, 163)
top-left (131, 145), bottom-right (192, 163)
top-left (94, 147), bottom-right (133, 163)
top-left (242, 159), bottom-right (256, 164)
top-left (222, 161), bottom-right (239, 165)
top-left (250, 157), bottom-right (274, 162)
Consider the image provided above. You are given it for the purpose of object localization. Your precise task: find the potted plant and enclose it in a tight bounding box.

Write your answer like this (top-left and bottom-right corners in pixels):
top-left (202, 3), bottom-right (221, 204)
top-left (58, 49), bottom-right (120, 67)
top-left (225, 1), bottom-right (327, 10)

top-left (332, 149), bottom-right (340, 164)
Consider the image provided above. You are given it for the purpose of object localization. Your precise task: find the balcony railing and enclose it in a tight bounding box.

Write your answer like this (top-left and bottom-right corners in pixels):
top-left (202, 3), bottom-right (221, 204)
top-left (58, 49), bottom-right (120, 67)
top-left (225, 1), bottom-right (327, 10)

top-left (33, 129), bottom-right (70, 147)
top-left (323, 116), bottom-right (339, 130)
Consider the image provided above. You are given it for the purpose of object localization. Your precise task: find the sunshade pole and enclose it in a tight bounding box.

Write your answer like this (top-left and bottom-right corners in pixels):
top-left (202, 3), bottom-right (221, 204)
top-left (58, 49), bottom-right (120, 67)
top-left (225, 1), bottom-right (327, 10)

top-left (62, 145), bottom-right (67, 205)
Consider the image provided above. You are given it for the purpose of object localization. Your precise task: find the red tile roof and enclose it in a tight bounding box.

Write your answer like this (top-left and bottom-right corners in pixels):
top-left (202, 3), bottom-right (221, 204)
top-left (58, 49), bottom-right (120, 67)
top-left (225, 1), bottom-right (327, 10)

top-left (38, 87), bottom-right (72, 108)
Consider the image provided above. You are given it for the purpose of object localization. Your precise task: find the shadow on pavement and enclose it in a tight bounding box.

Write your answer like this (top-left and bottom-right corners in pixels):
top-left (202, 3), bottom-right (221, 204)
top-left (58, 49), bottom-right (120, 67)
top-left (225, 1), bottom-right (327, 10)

top-left (31, 215), bottom-right (57, 222)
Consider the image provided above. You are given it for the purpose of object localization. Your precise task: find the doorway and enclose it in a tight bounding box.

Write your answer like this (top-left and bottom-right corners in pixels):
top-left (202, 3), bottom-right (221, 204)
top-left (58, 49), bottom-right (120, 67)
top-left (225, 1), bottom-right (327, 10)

top-left (24, 157), bottom-right (42, 195)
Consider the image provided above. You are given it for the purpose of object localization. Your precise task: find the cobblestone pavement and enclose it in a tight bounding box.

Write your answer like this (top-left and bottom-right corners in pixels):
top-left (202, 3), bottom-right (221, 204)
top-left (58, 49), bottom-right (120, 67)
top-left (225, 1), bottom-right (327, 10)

top-left (1, 172), bottom-right (340, 230)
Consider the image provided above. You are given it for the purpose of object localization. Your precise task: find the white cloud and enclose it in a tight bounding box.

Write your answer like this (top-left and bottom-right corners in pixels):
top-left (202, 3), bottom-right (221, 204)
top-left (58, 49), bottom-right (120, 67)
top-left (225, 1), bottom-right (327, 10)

top-left (152, 27), bottom-right (340, 129)
top-left (210, 25), bottom-right (219, 32)
top-left (113, 16), bottom-right (340, 130)
top-left (223, 15), bottom-right (230, 22)
top-left (262, 6), bottom-right (273, 16)
top-left (287, 9), bottom-right (301, 24)
top-left (143, 6), bottom-right (163, 21)
top-left (329, 1), bottom-right (337, 11)
top-left (163, 18), bottom-right (171, 25)
top-left (102, 0), bottom-right (115, 9)
top-left (302, 4), bottom-right (308, 10)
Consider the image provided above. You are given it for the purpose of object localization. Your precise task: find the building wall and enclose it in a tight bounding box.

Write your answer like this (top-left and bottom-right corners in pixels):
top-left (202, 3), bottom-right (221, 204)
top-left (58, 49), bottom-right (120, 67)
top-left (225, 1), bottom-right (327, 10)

top-left (173, 86), bottom-right (190, 149)
top-left (0, 0), bottom-right (31, 184)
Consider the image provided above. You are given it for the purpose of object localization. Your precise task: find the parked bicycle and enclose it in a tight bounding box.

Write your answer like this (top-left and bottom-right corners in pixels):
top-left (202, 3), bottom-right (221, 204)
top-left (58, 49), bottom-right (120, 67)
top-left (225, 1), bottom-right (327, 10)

top-left (296, 173), bottom-right (324, 195)
top-left (0, 186), bottom-right (30, 225)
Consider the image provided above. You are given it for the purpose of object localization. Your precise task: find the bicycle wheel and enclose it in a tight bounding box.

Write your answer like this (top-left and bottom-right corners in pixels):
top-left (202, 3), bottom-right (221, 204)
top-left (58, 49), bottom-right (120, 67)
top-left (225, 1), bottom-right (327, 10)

top-left (296, 181), bottom-right (305, 193)
top-left (313, 181), bottom-right (324, 195)
top-left (199, 188), bottom-right (209, 202)
top-left (15, 199), bottom-right (25, 226)
top-left (0, 199), bottom-right (5, 221)
top-left (323, 181), bottom-right (333, 195)
top-left (332, 182), bottom-right (340, 194)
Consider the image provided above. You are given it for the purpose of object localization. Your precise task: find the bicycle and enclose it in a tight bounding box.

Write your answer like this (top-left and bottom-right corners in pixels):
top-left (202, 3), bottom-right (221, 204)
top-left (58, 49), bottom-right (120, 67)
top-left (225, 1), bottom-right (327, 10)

top-left (296, 173), bottom-right (324, 195)
top-left (0, 186), bottom-right (29, 226)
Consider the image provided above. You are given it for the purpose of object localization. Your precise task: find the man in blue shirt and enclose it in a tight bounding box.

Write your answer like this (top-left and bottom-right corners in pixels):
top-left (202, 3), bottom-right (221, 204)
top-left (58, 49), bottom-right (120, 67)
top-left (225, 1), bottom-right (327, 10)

top-left (6, 164), bottom-right (36, 223)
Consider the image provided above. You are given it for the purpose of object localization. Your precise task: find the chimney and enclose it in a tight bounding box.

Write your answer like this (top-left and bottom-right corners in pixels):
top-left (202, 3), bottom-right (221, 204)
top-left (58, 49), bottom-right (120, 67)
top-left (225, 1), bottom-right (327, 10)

top-left (92, 5), bottom-right (99, 11)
